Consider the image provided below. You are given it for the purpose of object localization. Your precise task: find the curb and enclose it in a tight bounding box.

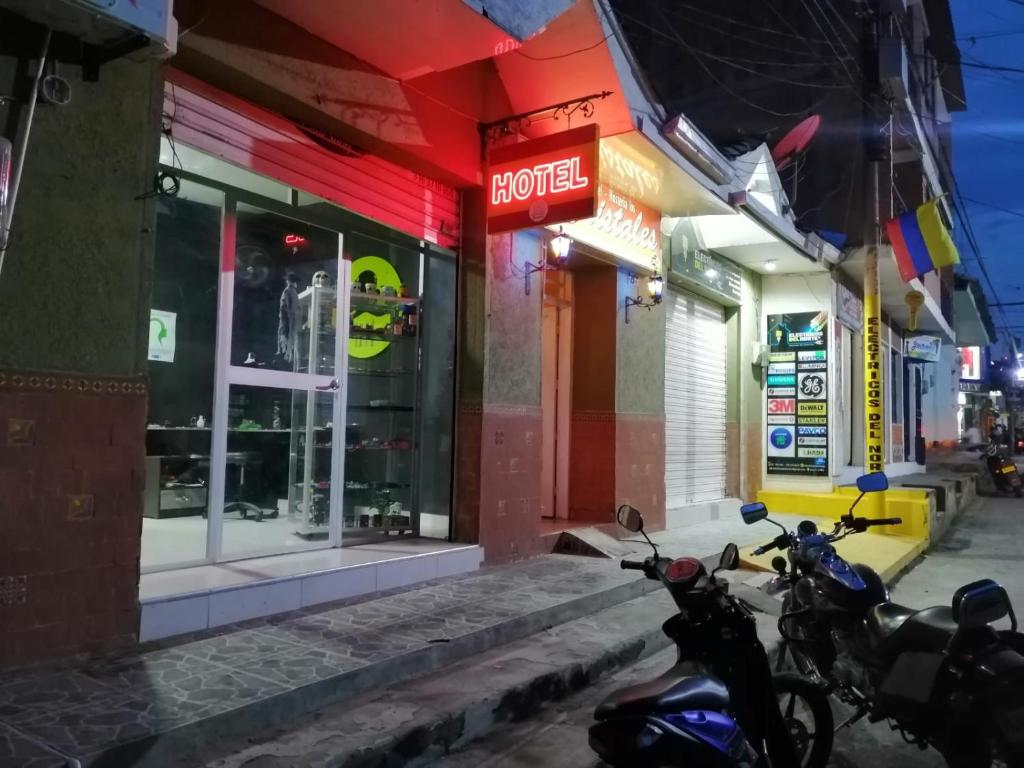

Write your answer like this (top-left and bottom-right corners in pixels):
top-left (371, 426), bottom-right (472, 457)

top-left (96, 577), bottom-right (662, 768)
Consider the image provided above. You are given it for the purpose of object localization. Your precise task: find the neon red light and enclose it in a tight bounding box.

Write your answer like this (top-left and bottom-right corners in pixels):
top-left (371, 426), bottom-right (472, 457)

top-left (486, 124), bottom-right (599, 234)
top-left (490, 157), bottom-right (589, 206)
top-left (284, 234), bottom-right (308, 247)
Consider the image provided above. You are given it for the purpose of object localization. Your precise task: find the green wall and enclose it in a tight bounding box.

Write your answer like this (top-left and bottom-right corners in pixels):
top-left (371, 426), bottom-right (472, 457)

top-left (0, 27), bottom-right (162, 376)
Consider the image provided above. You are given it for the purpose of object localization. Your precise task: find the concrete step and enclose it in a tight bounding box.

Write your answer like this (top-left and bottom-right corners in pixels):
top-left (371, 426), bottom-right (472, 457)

top-left (0, 556), bottom-right (663, 768)
top-left (193, 591), bottom-right (678, 768)
top-left (193, 588), bottom-right (785, 768)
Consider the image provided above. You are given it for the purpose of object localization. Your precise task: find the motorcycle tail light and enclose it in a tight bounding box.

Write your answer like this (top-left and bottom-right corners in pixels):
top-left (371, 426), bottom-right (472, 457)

top-left (665, 557), bottom-right (703, 583)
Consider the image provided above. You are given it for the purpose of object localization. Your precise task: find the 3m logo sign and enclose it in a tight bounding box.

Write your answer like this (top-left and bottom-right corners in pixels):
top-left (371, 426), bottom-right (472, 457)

top-left (767, 399), bottom-right (796, 414)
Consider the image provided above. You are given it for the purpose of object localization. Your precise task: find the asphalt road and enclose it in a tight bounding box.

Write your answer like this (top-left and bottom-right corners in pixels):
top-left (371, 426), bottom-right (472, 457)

top-left (427, 495), bottom-right (1024, 768)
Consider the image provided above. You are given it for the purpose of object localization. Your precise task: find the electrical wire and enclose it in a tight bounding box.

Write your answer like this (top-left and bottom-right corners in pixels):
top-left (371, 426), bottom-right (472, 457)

top-left (619, 5), bottom-right (835, 117)
top-left (962, 196), bottom-right (1024, 220)
top-left (659, 0), bottom-right (837, 43)
top-left (639, 2), bottom-right (846, 61)
top-left (513, 33), bottom-right (613, 61)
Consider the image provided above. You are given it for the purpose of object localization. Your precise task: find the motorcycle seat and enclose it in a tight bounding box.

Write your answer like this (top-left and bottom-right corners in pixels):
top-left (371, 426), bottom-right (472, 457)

top-left (865, 602), bottom-right (958, 656)
top-left (594, 664), bottom-right (730, 721)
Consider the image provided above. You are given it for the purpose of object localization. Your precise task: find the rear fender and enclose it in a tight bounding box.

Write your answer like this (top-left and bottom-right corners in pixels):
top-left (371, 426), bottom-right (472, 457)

top-left (588, 714), bottom-right (751, 768)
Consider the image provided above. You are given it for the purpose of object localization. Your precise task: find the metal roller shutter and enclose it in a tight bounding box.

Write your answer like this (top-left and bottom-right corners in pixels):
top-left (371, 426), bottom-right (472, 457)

top-left (665, 288), bottom-right (727, 507)
top-left (163, 71), bottom-right (460, 250)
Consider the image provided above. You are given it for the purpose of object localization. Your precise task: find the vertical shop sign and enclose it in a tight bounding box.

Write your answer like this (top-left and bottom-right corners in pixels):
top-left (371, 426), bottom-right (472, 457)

top-left (864, 253), bottom-right (884, 473)
top-left (767, 311), bottom-right (829, 476)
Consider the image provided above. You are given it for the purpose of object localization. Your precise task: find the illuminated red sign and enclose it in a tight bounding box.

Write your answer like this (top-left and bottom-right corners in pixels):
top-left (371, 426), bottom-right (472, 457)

top-left (284, 234), bottom-right (308, 248)
top-left (486, 124), bottom-right (599, 234)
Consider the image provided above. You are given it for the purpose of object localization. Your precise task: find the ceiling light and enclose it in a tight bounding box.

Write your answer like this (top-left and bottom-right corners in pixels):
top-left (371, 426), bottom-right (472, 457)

top-left (764, 260), bottom-right (778, 272)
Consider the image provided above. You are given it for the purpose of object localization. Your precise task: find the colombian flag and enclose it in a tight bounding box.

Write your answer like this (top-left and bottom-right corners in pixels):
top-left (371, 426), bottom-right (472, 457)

top-left (885, 199), bottom-right (960, 283)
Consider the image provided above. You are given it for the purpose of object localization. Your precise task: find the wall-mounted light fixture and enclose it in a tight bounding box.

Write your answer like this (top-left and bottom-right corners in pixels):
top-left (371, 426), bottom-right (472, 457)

top-left (524, 228), bottom-right (572, 295)
top-left (625, 272), bottom-right (664, 323)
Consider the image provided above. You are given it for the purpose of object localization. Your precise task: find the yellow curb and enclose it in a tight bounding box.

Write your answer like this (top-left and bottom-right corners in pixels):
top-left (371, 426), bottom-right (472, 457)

top-left (740, 532), bottom-right (926, 583)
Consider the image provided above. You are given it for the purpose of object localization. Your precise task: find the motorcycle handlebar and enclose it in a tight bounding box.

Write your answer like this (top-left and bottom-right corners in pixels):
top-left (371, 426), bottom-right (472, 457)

top-left (867, 517), bottom-right (902, 527)
top-left (754, 538), bottom-right (783, 556)
top-left (620, 559), bottom-right (646, 571)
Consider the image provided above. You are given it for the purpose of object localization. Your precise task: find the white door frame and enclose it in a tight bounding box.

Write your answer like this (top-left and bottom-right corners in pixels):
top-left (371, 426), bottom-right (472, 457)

top-left (208, 193), bottom-right (350, 562)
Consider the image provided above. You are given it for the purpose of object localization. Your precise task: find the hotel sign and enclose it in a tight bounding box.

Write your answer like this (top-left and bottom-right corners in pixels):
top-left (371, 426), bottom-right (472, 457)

top-left (486, 124), bottom-right (599, 234)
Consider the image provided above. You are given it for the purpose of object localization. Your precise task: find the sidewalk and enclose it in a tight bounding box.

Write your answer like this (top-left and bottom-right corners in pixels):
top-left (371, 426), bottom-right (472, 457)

top-left (0, 513), bottom-right (785, 768)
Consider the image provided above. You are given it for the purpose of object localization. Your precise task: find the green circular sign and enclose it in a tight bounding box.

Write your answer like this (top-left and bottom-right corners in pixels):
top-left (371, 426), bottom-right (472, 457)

top-left (349, 255), bottom-right (403, 359)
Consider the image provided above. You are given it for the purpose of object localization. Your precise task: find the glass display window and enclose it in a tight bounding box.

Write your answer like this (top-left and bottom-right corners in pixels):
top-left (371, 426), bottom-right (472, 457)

top-left (142, 143), bottom-right (456, 572)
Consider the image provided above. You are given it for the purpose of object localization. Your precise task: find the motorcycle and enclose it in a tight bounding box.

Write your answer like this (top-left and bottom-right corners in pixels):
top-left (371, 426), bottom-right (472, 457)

top-left (984, 442), bottom-right (1023, 497)
top-left (743, 471), bottom-right (1024, 767)
top-left (589, 504), bottom-right (834, 768)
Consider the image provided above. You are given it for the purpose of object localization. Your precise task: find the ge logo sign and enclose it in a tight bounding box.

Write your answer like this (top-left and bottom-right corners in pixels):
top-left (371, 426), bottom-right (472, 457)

top-left (800, 374), bottom-right (825, 398)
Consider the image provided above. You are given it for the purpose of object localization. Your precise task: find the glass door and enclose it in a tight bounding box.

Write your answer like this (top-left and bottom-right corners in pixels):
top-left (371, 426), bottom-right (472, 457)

top-left (208, 198), bottom-right (348, 560)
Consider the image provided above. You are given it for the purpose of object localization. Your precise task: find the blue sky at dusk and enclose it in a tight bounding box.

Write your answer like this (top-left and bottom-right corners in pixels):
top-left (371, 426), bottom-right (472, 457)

top-left (951, 0), bottom-right (1024, 351)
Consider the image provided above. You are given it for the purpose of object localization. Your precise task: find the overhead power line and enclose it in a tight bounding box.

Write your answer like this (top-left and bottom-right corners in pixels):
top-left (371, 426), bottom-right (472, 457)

top-left (962, 196), bottom-right (1024, 220)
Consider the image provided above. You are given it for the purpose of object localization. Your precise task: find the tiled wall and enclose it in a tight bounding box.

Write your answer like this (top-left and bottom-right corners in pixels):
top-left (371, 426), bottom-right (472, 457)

top-left (0, 373), bottom-right (146, 668)
top-left (615, 412), bottom-right (666, 530)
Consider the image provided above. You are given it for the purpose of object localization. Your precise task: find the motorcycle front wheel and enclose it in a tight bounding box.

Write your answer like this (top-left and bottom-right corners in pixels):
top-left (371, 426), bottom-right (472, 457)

top-left (773, 672), bottom-right (834, 768)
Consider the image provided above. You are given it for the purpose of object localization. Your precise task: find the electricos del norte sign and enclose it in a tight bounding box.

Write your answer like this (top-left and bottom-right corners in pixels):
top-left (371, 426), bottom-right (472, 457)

top-left (485, 124), bottom-right (599, 234)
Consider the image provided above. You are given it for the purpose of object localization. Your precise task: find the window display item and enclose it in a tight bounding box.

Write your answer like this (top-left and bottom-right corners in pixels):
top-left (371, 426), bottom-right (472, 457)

top-left (312, 270), bottom-right (331, 288)
top-left (196, 415), bottom-right (206, 428)
top-left (277, 271), bottom-right (301, 365)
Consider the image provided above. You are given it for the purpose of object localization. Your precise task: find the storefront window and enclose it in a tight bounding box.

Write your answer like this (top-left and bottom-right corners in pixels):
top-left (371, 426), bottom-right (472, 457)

top-left (143, 179), bottom-right (222, 569)
top-left (231, 204), bottom-right (341, 372)
top-left (343, 232), bottom-right (421, 543)
top-left (143, 143), bottom-right (457, 570)
top-left (220, 384), bottom-right (338, 558)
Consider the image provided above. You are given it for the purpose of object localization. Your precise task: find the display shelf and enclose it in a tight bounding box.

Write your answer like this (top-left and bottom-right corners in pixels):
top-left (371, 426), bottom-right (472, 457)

top-left (345, 445), bottom-right (412, 453)
top-left (348, 368), bottom-right (414, 378)
top-left (148, 426), bottom-right (331, 433)
top-left (350, 291), bottom-right (420, 306)
top-left (347, 404), bottom-right (414, 412)
top-left (348, 328), bottom-right (416, 341)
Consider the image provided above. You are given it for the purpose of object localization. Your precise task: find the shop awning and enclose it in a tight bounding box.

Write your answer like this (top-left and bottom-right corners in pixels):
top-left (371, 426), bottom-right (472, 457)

top-left (954, 276), bottom-right (997, 346)
top-left (841, 246), bottom-right (956, 341)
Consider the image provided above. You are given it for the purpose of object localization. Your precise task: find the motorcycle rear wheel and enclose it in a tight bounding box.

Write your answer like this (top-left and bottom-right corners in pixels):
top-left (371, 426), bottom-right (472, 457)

top-left (773, 672), bottom-right (834, 768)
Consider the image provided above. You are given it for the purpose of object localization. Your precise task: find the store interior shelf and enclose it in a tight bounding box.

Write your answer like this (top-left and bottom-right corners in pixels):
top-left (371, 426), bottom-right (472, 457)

top-left (148, 426), bottom-right (331, 433)
top-left (350, 292), bottom-right (420, 306)
top-left (347, 404), bottom-right (414, 412)
top-left (348, 328), bottom-right (416, 341)
top-left (348, 369), bottom-right (414, 378)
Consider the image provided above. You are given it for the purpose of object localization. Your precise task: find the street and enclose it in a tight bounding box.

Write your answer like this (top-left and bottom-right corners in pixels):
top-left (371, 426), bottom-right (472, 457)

top-left (426, 496), bottom-right (1024, 768)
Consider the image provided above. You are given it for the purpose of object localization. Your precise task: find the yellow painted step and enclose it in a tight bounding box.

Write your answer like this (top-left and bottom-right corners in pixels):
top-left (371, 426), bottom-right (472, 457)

top-left (740, 529), bottom-right (926, 583)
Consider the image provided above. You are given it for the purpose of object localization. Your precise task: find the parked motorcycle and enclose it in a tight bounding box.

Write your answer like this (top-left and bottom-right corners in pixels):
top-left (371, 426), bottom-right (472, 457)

top-left (589, 505), bottom-right (834, 768)
top-left (743, 471), bottom-right (1024, 767)
top-left (984, 442), bottom-right (1023, 497)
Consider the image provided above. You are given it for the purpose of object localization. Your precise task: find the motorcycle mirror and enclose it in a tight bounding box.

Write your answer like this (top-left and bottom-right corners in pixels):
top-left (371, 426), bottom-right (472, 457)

top-left (771, 556), bottom-right (788, 576)
top-left (740, 502), bottom-right (768, 525)
top-left (717, 543), bottom-right (740, 572)
top-left (617, 504), bottom-right (644, 533)
top-left (855, 472), bottom-right (889, 493)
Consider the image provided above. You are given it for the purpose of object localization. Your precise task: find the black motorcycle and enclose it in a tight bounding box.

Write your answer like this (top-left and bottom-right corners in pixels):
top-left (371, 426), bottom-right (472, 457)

top-left (743, 472), bottom-right (1024, 767)
top-left (984, 442), bottom-right (1023, 497)
top-left (589, 505), bottom-right (834, 768)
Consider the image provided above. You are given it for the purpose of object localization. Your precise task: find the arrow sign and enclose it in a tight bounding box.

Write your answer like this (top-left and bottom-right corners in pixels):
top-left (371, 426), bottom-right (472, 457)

top-left (148, 309), bottom-right (176, 362)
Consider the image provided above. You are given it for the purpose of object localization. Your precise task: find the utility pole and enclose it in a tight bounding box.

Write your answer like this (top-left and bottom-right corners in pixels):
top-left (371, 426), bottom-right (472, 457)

top-left (863, 3), bottom-right (886, 474)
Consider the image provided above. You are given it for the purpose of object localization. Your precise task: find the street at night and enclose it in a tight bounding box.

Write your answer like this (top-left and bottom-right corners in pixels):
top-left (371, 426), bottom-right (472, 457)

top-left (2, 1), bottom-right (1024, 766)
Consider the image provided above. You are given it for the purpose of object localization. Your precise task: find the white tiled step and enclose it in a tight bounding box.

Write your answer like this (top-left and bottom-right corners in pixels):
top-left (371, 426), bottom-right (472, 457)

top-left (139, 543), bottom-right (484, 642)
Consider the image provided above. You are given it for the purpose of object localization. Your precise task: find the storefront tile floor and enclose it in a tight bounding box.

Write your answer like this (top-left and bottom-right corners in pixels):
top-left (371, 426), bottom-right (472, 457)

top-left (0, 513), bottom-right (811, 767)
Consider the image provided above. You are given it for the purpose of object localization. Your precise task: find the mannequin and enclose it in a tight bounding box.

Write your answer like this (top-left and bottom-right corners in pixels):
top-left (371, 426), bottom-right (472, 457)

top-left (277, 270), bottom-right (300, 366)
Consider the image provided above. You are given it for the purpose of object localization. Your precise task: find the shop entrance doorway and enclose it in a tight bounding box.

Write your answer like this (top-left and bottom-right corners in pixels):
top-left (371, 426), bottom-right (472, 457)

top-left (541, 271), bottom-right (573, 520)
